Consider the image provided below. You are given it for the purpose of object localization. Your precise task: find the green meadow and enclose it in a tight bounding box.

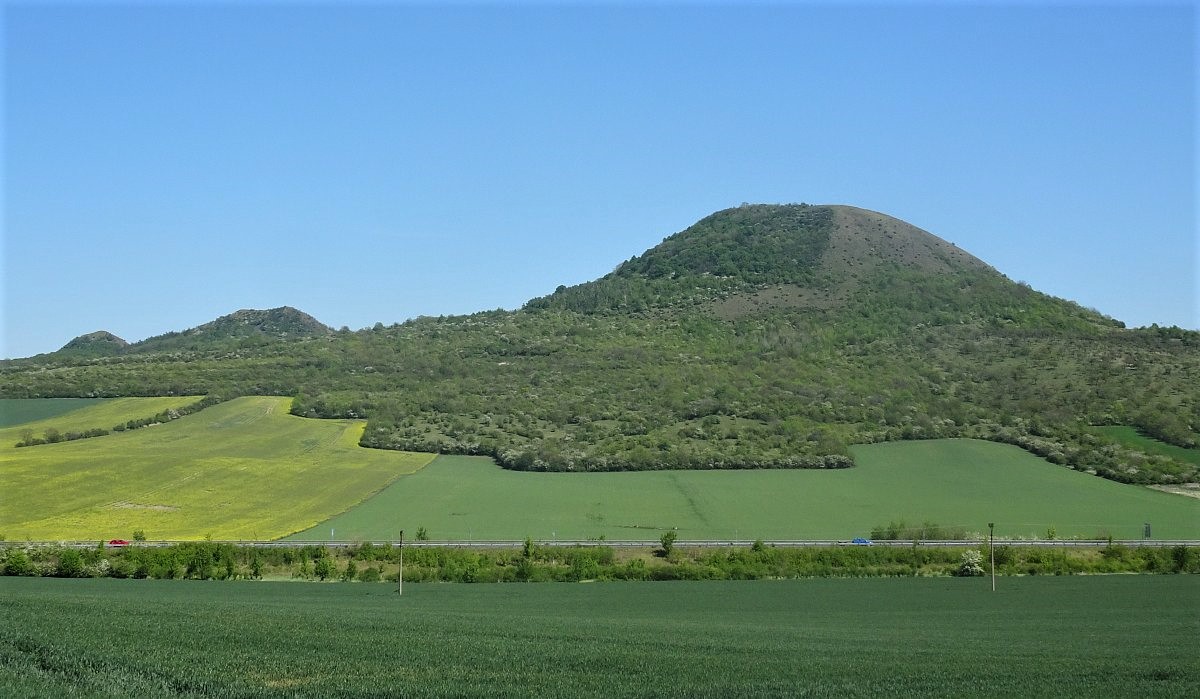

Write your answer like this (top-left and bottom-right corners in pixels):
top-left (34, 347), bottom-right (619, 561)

top-left (291, 440), bottom-right (1200, 541)
top-left (1094, 425), bottom-right (1200, 466)
top-left (0, 397), bottom-right (433, 541)
top-left (1, 575), bottom-right (1196, 697)
top-left (0, 396), bottom-right (200, 440)
top-left (0, 398), bottom-right (108, 428)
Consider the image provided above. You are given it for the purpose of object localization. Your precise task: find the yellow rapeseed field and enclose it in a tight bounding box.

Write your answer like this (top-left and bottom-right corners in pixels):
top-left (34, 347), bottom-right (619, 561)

top-left (0, 397), bottom-right (434, 540)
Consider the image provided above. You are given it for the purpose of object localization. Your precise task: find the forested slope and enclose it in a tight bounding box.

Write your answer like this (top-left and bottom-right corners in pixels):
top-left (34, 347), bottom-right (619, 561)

top-left (3, 205), bottom-right (1196, 484)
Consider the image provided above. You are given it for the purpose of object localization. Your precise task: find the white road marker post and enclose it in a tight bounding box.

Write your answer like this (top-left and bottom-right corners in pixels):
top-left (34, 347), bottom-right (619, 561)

top-left (988, 522), bottom-right (995, 592)
top-left (397, 529), bottom-right (404, 596)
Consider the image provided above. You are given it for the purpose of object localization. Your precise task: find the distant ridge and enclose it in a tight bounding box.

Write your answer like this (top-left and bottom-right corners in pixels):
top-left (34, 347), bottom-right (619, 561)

top-left (42, 307), bottom-right (332, 359)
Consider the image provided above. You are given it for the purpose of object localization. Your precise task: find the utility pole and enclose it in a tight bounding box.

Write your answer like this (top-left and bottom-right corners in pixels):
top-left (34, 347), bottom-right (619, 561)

top-left (988, 522), bottom-right (995, 592)
top-left (397, 529), bottom-right (404, 596)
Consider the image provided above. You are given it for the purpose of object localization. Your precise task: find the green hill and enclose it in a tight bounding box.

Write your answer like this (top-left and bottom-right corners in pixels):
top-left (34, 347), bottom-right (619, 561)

top-left (2, 204), bottom-right (1196, 487)
top-left (56, 331), bottom-right (129, 357)
top-left (30, 307), bottom-right (333, 361)
top-left (528, 204), bottom-right (997, 315)
top-left (129, 306), bottom-right (332, 354)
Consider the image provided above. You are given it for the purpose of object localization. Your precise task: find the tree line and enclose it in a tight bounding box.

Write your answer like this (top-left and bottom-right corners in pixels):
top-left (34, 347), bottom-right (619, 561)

top-left (2, 541), bottom-right (1196, 582)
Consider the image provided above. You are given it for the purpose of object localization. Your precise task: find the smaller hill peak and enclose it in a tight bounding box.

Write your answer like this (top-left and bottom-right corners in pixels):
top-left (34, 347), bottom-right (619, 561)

top-left (129, 306), bottom-right (333, 353)
top-left (213, 306), bottom-right (332, 334)
top-left (58, 330), bottom-right (129, 356)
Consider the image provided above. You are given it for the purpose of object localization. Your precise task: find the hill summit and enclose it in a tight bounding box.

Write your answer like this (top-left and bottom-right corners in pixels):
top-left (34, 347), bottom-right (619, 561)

top-left (528, 204), bottom-right (1113, 331)
top-left (624, 203), bottom-right (992, 282)
top-left (37, 307), bottom-right (332, 360)
top-left (132, 306), bottom-right (332, 353)
top-left (58, 330), bottom-right (129, 356)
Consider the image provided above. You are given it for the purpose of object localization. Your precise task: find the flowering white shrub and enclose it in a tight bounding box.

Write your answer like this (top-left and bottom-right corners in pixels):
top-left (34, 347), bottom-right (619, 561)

top-left (957, 549), bottom-right (985, 577)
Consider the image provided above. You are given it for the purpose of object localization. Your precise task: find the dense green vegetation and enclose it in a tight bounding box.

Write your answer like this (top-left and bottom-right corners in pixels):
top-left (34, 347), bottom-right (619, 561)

top-left (126, 307), bottom-right (332, 355)
top-left (3, 205), bottom-right (1196, 486)
top-left (54, 331), bottom-right (129, 358)
top-left (0, 398), bottom-right (433, 541)
top-left (46, 307), bottom-right (332, 359)
top-left (287, 442), bottom-right (1200, 542)
top-left (1, 576), bottom-right (1196, 697)
top-left (525, 204), bottom-right (836, 314)
top-left (4, 540), bottom-right (1198, 583)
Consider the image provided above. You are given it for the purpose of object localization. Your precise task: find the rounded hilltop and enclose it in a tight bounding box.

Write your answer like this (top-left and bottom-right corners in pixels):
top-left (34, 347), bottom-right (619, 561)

top-left (527, 203), bottom-right (1105, 328)
top-left (57, 330), bottom-right (129, 357)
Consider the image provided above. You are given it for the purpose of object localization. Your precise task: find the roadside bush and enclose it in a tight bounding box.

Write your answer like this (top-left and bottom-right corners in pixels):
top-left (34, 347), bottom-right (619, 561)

top-left (3, 542), bottom-right (1195, 583)
top-left (659, 530), bottom-right (677, 557)
top-left (109, 557), bottom-right (137, 579)
top-left (55, 549), bottom-right (85, 578)
top-left (0, 548), bottom-right (35, 576)
top-left (957, 550), bottom-right (984, 577)
top-left (1170, 545), bottom-right (1193, 573)
top-left (992, 545), bottom-right (1015, 568)
top-left (314, 557), bottom-right (335, 581)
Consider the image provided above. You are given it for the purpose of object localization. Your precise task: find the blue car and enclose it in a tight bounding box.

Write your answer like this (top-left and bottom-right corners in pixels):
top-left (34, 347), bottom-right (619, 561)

top-left (851, 537), bottom-right (873, 545)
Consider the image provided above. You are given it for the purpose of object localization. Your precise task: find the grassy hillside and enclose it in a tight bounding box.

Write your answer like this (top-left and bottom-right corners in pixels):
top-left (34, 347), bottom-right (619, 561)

top-left (0, 398), bottom-right (107, 428)
top-left (289, 440), bottom-right (1200, 541)
top-left (0, 397), bottom-right (200, 442)
top-left (2, 576), bottom-right (1196, 697)
top-left (0, 397), bottom-right (433, 541)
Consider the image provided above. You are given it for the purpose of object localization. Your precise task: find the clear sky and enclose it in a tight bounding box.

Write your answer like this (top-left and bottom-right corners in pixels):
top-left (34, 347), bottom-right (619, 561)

top-left (2, 1), bottom-right (1196, 359)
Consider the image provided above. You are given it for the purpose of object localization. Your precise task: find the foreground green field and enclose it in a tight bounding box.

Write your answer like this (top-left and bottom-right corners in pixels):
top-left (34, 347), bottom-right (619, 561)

top-left (0, 397), bottom-right (434, 540)
top-left (1, 576), bottom-right (1196, 697)
top-left (291, 440), bottom-right (1200, 541)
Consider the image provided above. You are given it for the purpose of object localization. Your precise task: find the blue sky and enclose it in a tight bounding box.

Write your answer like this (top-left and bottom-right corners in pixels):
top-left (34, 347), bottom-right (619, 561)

top-left (2, 1), bottom-right (1196, 358)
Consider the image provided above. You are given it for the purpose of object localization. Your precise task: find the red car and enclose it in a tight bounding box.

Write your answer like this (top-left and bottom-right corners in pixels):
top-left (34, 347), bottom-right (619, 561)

top-left (107, 539), bottom-right (130, 547)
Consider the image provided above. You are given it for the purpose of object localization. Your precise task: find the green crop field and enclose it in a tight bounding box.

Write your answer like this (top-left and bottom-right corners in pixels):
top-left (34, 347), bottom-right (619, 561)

top-left (0, 398), bottom-right (109, 428)
top-left (0, 396), bottom-right (200, 439)
top-left (0, 397), bottom-right (434, 541)
top-left (290, 440), bottom-right (1200, 542)
top-left (8, 398), bottom-right (1198, 542)
top-left (1093, 426), bottom-right (1200, 466)
top-left (1, 575), bottom-right (1195, 697)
